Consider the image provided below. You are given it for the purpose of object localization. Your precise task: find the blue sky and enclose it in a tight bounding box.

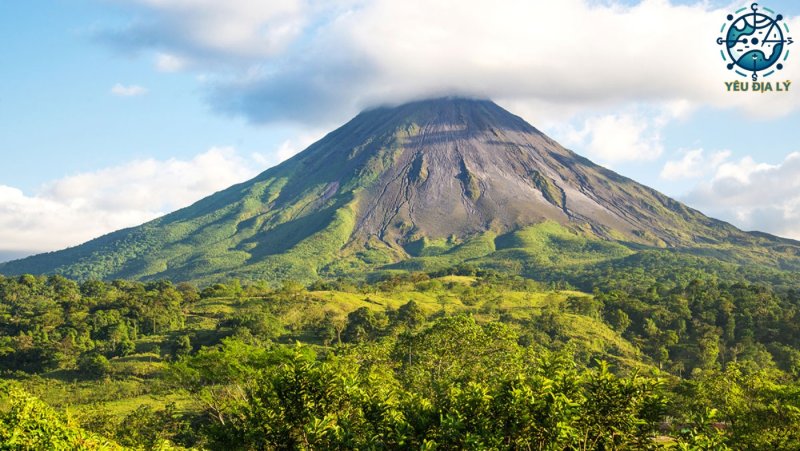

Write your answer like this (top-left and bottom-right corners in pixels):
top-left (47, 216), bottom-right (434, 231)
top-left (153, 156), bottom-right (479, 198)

top-left (1, 0), bottom-right (800, 260)
top-left (0, 1), bottom-right (299, 191)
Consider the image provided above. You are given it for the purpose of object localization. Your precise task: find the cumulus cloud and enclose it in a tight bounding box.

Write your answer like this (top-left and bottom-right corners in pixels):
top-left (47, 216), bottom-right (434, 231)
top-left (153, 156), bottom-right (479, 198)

top-left (660, 149), bottom-right (731, 180)
top-left (712, 156), bottom-right (777, 183)
top-left (278, 131), bottom-right (326, 161)
top-left (553, 101), bottom-right (694, 162)
top-left (99, 0), bottom-right (800, 126)
top-left (101, 0), bottom-right (314, 62)
top-left (155, 52), bottom-right (186, 72)
top-left (111, 83), bottom-right (148, 97)
top-left (560, 112), bottom-right (664, 162)
top-left (0, 148), bottom-right (270, 261)
top-left (683, 153), bottom-right (800, 240)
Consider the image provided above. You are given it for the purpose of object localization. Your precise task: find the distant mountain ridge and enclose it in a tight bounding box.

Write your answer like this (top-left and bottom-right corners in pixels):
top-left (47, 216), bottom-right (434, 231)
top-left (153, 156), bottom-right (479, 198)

top-left (3, 98), bottom-right (799, 283)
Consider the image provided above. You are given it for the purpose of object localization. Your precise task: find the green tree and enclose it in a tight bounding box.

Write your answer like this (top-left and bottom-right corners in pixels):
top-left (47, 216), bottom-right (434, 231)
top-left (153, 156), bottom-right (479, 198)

top-left (606, 308), bottom-right (631, 333)
top-left (172, 334), bottom-right (192, 359)
top-left (342, 307), bottom-right (385, 343)
top-left (392, 300), bottom-right (426, 330)
top-left (0, 384), bottom-right (124, 450)
top-left (78, 352), bottom-right (112, 378)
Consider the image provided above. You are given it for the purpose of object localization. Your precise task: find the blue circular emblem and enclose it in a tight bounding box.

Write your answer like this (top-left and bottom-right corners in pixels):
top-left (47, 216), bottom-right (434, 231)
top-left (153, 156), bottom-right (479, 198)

top-left (717, 3), bottom-right (793, 81)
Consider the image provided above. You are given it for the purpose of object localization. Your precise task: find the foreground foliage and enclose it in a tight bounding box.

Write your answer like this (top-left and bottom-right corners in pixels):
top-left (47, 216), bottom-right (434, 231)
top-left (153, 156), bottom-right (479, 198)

top-left (0, 384), bottom-right (125, 450)
top-left (0, 270), bottom-right (799, 449)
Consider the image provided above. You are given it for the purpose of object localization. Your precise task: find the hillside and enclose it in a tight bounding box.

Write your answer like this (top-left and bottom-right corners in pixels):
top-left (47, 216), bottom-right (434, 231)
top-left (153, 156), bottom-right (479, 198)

top-left (2, 98), bottom-right (799, 283)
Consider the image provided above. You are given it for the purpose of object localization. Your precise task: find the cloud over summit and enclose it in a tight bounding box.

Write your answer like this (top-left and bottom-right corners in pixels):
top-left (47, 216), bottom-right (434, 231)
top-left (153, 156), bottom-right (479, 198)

top-left (100, 0), bottom-right (800, 127)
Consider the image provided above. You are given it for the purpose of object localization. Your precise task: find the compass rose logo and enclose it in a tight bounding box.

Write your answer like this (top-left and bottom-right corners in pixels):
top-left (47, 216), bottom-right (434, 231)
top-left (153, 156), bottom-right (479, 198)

top-left (717, 3), bottom-right (793, 81)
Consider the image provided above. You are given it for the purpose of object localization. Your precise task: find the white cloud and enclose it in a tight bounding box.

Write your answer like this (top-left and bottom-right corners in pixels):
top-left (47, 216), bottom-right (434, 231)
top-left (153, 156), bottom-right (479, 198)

top-left (712, 156), bottom-right (777, 184)
top-left (274, 141), bottom-right (301, 162)
top-left (155, 52), bottom-right (186, 72)
top-left (111, 83), bottom-right (148, 97)
top-left (661, 149), bottom-right (705, 180)
top-left (660, 149), bottom-right (731, 180)
top-left (0, 148), bottom-right (270, 259)
top-left (708, 151), bottom-right (732, 170)
top-left (101, 0), bottom-right (800, 125)
top-left (565, 112), bottom-right (664, 162)
top-left (554, 101), bottom-right (696, 163)
top-left (275, 131), bottom-right (326, 162)
top-left (683, 152), bottom-right (800, 240)
top-left (106, 0), bottom-right (312, 60)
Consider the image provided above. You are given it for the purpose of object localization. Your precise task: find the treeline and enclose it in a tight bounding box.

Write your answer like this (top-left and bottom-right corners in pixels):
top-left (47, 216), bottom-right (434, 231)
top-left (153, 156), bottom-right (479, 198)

top-left (1, 269), bottom-right (800, 449)
top-left (1, 270), bottom-right (800, 378)
top-left (0, 275), bottom-right (192, 374)
top-left (170, 317), bottom-right (800, 449)
top-left (597, 280), bottom-right (800, 376)
top-left (432, 259), bottom-right (800, 376)
top-left (3, 317), bottom-right (799, 449)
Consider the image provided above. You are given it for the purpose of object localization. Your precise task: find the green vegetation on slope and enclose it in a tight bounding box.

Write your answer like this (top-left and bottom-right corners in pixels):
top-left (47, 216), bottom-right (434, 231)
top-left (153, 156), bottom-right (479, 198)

top-left (3, 98), bottom-right (799, 287)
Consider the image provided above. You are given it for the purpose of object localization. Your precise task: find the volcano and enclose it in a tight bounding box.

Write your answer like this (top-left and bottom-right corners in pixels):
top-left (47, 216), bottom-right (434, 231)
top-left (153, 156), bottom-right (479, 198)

top-left (3, 98), bottom-right (798, 282)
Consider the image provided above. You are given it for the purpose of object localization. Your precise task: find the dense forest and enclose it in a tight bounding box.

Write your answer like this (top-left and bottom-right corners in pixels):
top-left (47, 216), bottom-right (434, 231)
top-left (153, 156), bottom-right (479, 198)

top-left (1, 262), bottom-right (800, 449)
